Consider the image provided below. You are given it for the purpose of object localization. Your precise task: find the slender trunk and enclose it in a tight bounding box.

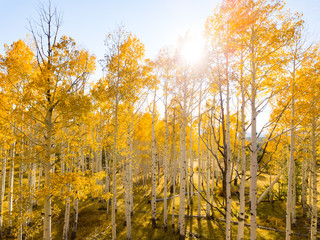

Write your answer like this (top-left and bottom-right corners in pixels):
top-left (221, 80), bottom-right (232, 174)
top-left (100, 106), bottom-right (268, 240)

top-left (71, 197), bottom-right (79, 240)
top-left (257, 164), bottom-right (287, 204)
top-left (105, 149), bottom-right (110, 217)
top-left (0, 155), bottom-right (6, 236)
top-left (237, 66), bottom-right (246, 239)
top-left (8, 144), bottom-right (15, 234)
top-left (27, 160), bottom-right (35, 227)
top-left (43, 161), bottom-right (52, 240)
top-left (38, 164), bottom-right (43, 205)
top-left (63, 184), bottom-right (71, 240)
top-left (310, 115), bottom-right (317, 240)
top-left (62, 151), bottom-right (70, 240)
top-left (197, 85), bottom-right (202, 218)
top-left (164, 87), bottom-right (169, 230)
top-left (206, 134), bottom-right (210, 217)
top-left (308, 158), bottom-right (312, 219)
top-left (43, 106), bottom-right (53, 240)
top-left (151, 91), bottom-right (157, 228)
top-left (250, 34), bottom-right (258, 239)
top-left (125, 122), bottom-right (132, 240)
top-left (179, 84), bottom-right (187, 238)
top-left (250, 100), bottom-right (258, 240)
top-left (172, 108), bottom-right (176, 230)
top-left (112, 94), bottom-right (119, 240)
top-left (234, 141), bottom-right (240, 187)
top-left (286, 70), bottom-right (295, 239)
top-left (129, 122), bottom-right (133, 215)
top-left (186, 147), bottom-right (190, 209)
top-left (211, 98), bottom-right (216, 206)
top-left (190, 109), bottom-right (194, 204)
top-left (18, 161), bottom-right (23, 240)
top-left (301, 150), bottom-right (308, 217)
top-left (292, 162), bottom-right (296, 225)
top-left (211, 135), bottom-right (215, 206)
top-left (226, 66), bottom-right (231, 240)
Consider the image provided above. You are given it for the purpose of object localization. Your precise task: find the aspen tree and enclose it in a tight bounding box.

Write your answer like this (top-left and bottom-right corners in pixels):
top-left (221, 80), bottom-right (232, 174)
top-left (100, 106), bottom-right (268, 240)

top-left (155, 48), bottom-right (175, 230)
top-left (286, 23), bottom-right (305, 237)
top-left (28, 4), bottom-right (95, 238)
top-left (241, 2), bottom-right (297, 238)
top-left (100, 27), bottom-right (127, 240)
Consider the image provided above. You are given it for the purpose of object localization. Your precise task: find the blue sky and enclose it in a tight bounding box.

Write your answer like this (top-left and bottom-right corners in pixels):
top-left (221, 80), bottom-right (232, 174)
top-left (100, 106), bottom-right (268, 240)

top-left (0, 0), bottom-right (319, 131)
top-left (1, 0), bottom-right (320, 78)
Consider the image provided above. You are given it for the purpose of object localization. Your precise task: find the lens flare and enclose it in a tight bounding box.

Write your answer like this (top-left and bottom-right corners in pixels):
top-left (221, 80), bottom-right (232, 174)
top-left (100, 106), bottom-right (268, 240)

top-left (180, 33), bottom-right (205, 64)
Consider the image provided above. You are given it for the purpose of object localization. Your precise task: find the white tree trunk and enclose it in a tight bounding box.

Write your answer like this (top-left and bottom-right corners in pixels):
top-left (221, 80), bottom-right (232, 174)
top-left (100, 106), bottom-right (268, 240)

top-left (111, 94), bottom-right (119, 240)
top-left (292, 162), bottom-right (296, 225)
top-left (43, 161), bottom-right (52, 240)
top-left (172, 109), bottom-right (177, 230)
top-left (310, 116), bottom-right (317, 240)
top-left (179, 107), bottom-right (187, 238)
top-left (8, 145), bottom-right (15, 233)
top-left (129, 123), bottom-right (133, 215)
top-left (250, 42), bottom-right (258, 239)
top-left (151, 91), bottom-right (157, 228)
top-left (286, 75), bottom-right (295, 240)
top-left (63, 184), bottom-right (71, 240)
top-left (71, 197), bottom-right (79, 240)
top-left (198, 86), bottom-right (202, 218)
top-left (257, 164), bottom-right (287, 204)
top-left (226, 72), bottom-right (231, 240)
top-left (206, 134), bottom-right (210, 217)
top-left (105, 149), bottom-right (110, 217)
top-left (211, 98), bottom-right (216, 206)
top-left (18, 161), bottom-right (23, 240)
top-left (125, 123), bottom-right (132, 240)
top-left (301, 152), bottom-right (308, 217)
top-left (164, 89), bottom-right (169, 230)
top-left (0, 155), bottom-right (7, 235)
top-left (237, 73), bottom-right (246, 240)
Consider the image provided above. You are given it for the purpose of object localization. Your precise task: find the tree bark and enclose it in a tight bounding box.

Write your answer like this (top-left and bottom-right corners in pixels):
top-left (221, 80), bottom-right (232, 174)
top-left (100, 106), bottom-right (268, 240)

top-left (71, 197), bottom-right (79, 240)
top-left (286, 59), bottom-right (296, 239)
top-left (301, 149), bottom-right (308, 217)
top-left (237, 64), bottom-right (246, 240)
top-left (197, 85), bottom-right (202, 218)
top-left (63, 184), bottom-right (71, 240)
top-left (226, 59), bottom-right (232, 240)
top-left (310, 115), bottom-right (317, 240)
top-left (151, 91), bottom-right (157, 228)
top-left (172, 108), bottom-right (177, 230)
top-left (111, 88), bottom-right (119, 240)
top-left (164, 85), bottom-right (169, 230)
top-left (0, 154), bottom-right (6, 236)
top-left (8, 144), bottom-right (15, 234)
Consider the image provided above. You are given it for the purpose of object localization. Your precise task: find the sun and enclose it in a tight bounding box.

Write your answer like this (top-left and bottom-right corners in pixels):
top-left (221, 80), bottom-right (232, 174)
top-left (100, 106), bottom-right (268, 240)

top-left (180, 31), bottom-right (205, 65)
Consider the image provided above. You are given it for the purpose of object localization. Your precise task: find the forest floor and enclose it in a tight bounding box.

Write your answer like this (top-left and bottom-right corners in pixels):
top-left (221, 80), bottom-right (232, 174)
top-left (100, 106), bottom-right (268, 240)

top-left (46, 171), bottom-right (316, 240)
